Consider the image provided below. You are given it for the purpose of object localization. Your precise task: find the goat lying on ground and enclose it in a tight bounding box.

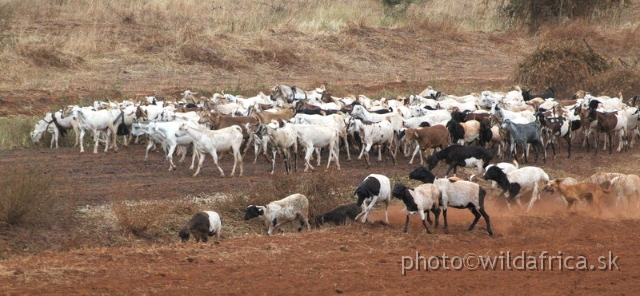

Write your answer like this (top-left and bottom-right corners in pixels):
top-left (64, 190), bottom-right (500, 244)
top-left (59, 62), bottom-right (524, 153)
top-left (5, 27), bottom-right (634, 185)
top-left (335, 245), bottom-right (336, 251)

top-left (545, 178), bottom-right (610, 215)
top-left (179, 211), bottom-right (222, 243)
top-left (314, 203), bottom-right (362, 226)
top-left (392, 183), bottom-right (441, 233)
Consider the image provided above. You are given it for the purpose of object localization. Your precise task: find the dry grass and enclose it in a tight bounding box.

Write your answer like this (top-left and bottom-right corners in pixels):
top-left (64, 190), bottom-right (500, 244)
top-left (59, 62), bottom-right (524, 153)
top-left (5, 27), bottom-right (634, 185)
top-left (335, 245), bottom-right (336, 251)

top-left (0, 166), bottom-right (54, 226)
top-left (74, 171), bottom-right (357, 245)
top-left (0, 116), bottom-right (38, 151)
top-left (0, 0), bottom-right (636, 105)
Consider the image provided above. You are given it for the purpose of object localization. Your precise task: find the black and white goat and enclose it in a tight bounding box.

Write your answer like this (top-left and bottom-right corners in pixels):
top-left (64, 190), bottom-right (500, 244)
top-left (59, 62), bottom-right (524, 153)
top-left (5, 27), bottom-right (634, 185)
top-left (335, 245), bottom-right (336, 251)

top-left (392, 183), bottom-right (441, 233)
top-left (179, 211), bottom-right (222, 243)
top-left (314, 203), bottom-right (362, 226)
top-left (426, 145), bottom-right (493, 177)
top-left (535, 111), bottom-right (572, 159)
top-left (353, 174), bottom-right (391, 224)
top-left (244, 193), bottom-right (311, 236)
top-left (474, 160), bottom-right (519, 191)
top-left (482, 165), bottom-right (549, 212)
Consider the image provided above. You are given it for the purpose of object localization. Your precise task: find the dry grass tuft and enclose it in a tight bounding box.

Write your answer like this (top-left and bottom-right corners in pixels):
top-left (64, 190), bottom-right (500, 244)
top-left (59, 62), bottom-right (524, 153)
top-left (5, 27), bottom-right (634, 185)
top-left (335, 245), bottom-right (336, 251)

top-left (202, 171), bottom-right (355, 236)
top-left (112, 200), bottom-right (171, 238)
top-left (585, 68), bottom-right (640, 98)
top-left (0, 166), bottom-right (55, 226)
top-left (0, 116), bottom-right (38, 151)
top-left (20, 47), bottom-right (83, 68)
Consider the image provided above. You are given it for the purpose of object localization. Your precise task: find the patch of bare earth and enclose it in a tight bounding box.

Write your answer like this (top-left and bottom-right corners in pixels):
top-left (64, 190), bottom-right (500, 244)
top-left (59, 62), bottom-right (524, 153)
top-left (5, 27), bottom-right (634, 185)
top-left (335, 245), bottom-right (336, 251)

top-left (0, 143), bottom-right (639, 294)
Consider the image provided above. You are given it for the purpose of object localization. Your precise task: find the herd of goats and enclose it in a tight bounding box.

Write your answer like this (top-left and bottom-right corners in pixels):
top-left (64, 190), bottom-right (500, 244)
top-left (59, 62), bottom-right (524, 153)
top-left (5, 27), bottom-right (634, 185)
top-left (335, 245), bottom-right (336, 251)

top-left (28, 84), bottom-right (640, 239)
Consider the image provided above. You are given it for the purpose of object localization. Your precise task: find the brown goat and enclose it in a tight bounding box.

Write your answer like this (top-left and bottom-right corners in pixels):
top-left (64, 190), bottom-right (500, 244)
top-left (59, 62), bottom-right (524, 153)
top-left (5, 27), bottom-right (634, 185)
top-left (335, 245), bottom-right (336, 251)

top-left (589, 108), bottom-right (627, 154)
top-left (399, 125), bottom-right (451, 165)
top-left (202, 111), bottom-right (258, 139)
top-left (252, 106), bottom-right (296, 124)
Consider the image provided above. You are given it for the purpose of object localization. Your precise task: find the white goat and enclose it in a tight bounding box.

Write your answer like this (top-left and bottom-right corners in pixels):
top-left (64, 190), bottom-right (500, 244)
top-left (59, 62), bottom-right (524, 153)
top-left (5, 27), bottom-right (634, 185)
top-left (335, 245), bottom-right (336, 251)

top-left (177, 123), bottom-right (244, 177)
top-left (293, 124), bottom-right (341, 172)
top-left (346, 118), bottom-right (396, 168)
top-left (256, 121), bottom-right (298, 174)
top-left (71, 106), bottom-right (118, 153)
top-left (31, 110), bottom-right (80, 148)
top-left (433, 178), bottom-right (493, 236)
top-left (31, 115), bottom-right (61, 148)
top-left (350, 103), bottom-right (403, 132)
top-left (293, 113), bottom-right (351, 161)
top-left (130, 120), bottom-right (197, 170)
top-left (244, 193), bottom-right (311, 236)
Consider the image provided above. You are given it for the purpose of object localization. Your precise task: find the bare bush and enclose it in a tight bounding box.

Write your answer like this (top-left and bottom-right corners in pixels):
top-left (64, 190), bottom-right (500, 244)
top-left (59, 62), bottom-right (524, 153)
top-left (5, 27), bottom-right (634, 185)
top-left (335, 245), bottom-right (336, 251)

top-left (113, 200), bottom-right (171, 238)
top-left (205, 171), bottom-right (353, 236)
top-left (0, 167), bottom-right (54, 226)
top-left (499, 0), bottom-right (629, 32)
top-left (512, 42), bottom-right (612, 99)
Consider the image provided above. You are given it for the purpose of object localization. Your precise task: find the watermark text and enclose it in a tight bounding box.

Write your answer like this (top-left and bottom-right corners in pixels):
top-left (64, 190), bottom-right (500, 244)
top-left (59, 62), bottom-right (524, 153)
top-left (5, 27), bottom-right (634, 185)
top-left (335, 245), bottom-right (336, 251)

top-left (401, 251), bottom-right (620, 275)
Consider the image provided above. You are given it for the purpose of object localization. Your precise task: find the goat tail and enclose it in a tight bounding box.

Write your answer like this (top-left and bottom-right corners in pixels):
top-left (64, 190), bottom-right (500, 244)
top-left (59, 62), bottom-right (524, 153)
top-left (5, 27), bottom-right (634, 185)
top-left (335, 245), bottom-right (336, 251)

top-left (512, 159), bottom-right (519, 169)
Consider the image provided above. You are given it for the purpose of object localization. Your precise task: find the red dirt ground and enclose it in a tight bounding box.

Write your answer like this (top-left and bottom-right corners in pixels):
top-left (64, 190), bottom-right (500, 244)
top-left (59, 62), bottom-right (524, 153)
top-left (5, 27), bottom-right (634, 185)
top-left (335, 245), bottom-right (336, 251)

top-left (0, 142), bottom-right (639, 294)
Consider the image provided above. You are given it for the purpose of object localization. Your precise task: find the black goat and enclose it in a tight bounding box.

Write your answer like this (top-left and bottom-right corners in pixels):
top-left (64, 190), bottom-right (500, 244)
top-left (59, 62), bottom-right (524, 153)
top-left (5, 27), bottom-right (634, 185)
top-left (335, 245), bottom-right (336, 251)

top-left (426, 145), bottom-right (493, 176)
top-left (314, 203), bottom-right (362, 226)
top-left (408, 166), bottom-right (436, 184)
top-left (522, 87), bottom-right (556, 101)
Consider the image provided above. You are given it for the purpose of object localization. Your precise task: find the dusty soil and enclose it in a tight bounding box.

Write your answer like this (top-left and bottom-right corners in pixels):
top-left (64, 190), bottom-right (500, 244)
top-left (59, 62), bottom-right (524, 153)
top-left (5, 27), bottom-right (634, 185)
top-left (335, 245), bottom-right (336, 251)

top-left (0, 142), bottom-right (639, 294)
